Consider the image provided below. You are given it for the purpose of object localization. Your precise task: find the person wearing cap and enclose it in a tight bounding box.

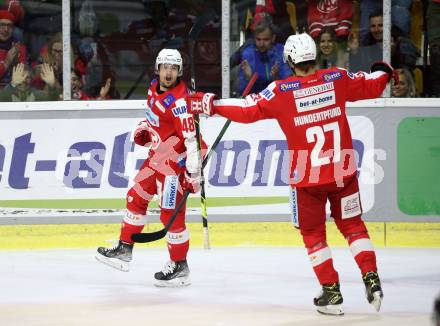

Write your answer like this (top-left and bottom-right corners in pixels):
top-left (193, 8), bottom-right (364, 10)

top-left (0, 9), bottom-right (27, 88)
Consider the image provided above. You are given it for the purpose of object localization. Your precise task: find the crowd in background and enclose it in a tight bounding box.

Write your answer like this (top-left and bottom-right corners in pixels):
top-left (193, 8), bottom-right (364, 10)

top-left (233, 0), bottom-right (440, 98)
top-left (0, 0), bottom-right (439, 102)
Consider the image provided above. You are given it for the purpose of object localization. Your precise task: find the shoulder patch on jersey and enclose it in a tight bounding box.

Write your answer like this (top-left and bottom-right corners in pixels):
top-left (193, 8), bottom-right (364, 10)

top-left (279, 81), bottom-right (302, 92)
top-left (347, 71), bottom-right (365, 79)
top-left (155, 100), bottom-right (166, 113)
top-left (322, 71), bottom-right (342, 82)
top-left (145, 106), bottom-right (160, 127)
top-left (149, 96), bottom-right (154, 107)
top-left (260, 87), bottom-right (275, 101)
top-left (162, 94), bottom-right (176, 109)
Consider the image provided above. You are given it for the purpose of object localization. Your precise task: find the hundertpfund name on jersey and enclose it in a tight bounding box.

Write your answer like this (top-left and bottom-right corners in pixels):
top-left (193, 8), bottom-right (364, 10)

top-left (293, 107), bottom-right (341, 127)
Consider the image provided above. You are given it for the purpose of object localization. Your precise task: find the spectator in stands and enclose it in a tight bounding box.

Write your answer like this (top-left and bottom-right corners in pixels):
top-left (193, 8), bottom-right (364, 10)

top-left (71, 69), bottom-right (89, 100)
top-left (426, 0), bottom-right (440, 97)
top-left (88, 74), bottom-right (120, 99)
top-left (75, 1), bottom-right (119, 99)
top-left (0, 9), bottom-right (26, 88)
top-left (33, 33), bottom-right (63, 90)
top-left (316, 27), bottom-right (346, 69)
top-left (359, 0), bottom-right (412, 42)
top-left (0, 63), bottom-right (59, 101)
top-left (348, 11), bottom-right (383, 72)
top-left (391, 68), bottom-right (417, 97)
top-left (238, 20), bottom-right (291, 94)
top-left (307, 0), bottom-right (353, 41)
top-left (0, 0), bottom-right (24, 44)
top-left (71, 68), bottom-right (113, 101)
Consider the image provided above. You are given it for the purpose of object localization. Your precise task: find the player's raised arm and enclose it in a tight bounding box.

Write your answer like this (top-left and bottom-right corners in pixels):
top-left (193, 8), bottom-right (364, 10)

top-left (186, 85), bottom-right (276, 123)
top-left (345, 62), bottom-right (398, 102)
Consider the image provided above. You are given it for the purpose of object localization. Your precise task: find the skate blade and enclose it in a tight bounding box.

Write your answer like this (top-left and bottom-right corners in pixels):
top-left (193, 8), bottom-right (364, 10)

top-left (316, 304), bottom-right (344, 316)
top-left (95, 254), bottom-right (129, 272)
top-left (371, 291), bottom-right (383, 312)
top-left (154, 276), bottom-right (191, 288)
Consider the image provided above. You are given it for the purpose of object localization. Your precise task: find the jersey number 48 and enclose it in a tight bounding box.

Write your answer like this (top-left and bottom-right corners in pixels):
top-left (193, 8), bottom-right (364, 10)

top-left (182, 116), bottom-right (195, 133)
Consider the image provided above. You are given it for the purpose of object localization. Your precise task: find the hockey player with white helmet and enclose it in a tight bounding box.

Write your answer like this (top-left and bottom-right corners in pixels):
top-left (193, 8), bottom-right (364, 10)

top-left (96, 48), bottom-right (206, 287)
top-left (186, 33), bottom-right (398, 315)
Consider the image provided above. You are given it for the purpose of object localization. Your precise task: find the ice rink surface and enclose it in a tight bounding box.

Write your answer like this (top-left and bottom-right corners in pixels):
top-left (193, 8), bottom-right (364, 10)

top-left (1, 247), bottom-right (439, 326)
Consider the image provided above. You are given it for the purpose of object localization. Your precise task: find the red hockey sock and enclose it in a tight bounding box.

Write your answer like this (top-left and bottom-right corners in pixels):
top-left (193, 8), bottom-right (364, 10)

top-left (120, 222), bottom-right (144, 244)
top-left (307, 242), bottom-right (339, 285)
top-left (166, 228), bottom-right (189, 261)
top-left (347, 233), bottom-right (377, 275)
top-left (168, 241), bottom-right (189, 262)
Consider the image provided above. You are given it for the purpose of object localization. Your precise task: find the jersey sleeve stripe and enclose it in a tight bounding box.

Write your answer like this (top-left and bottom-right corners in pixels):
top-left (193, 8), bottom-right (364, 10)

top-left (215, 98), bottom-right (254, 107)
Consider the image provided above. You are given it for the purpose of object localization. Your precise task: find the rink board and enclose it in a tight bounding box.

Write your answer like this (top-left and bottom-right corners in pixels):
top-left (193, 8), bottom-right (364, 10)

top-left (0, 99), bottom-right (439, 222)
top-left (1, 222), bottom-right (439, 250)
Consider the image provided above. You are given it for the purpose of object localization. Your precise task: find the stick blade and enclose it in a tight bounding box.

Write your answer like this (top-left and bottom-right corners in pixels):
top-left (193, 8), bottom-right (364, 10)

top-left (131, 229), bottom-right (167, 243)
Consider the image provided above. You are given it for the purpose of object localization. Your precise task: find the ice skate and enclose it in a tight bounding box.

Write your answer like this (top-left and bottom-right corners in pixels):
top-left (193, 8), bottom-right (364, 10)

top-left (363, 271), bottom-right (383, 312)
top-left (314, 283), bottom-right (344, 316)
top-left (95, 240), bottom-right (133, 272)
top-left (154, 260), bottom-right (191, 287)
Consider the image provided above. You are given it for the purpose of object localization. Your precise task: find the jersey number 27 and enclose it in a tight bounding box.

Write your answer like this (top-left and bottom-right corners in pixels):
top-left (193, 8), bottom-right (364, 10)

top-left (306, 122), bottom-right (341, 167)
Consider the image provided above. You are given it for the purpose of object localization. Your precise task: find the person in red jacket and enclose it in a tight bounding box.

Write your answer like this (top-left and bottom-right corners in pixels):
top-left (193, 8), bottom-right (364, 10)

top-left (307, 0), bottom-right (353, 40)
top-left (0, 9), bottom-right (26, 88)
top-left (96, 49), bottom-right (205, 288)
top-left (186, 33), bottom-right (397, 315)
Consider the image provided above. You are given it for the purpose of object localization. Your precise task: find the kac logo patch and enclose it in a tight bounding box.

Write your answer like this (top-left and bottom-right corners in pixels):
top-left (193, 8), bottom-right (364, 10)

top-left (162, 94), bottom-right (176, 108)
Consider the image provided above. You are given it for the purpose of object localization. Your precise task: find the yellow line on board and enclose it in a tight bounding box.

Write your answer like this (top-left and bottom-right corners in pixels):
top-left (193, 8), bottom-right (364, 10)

top-left (0, 222), bottom-right (439, 250)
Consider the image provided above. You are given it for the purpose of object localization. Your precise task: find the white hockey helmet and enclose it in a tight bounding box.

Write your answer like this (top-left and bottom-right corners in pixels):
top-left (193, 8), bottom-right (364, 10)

top-left (283, 33), bottom-right (316, 65)
top-left (155, 48), bottom-right (183, 76)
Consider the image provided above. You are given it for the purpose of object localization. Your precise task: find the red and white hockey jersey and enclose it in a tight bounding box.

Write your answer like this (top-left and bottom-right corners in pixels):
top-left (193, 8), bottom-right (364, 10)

top-left (211, 67), bottom-right (388, 187)
top-left (139, 79), bottom-right (203, 175)
top-left (307, 0), bottom-right (353, 39)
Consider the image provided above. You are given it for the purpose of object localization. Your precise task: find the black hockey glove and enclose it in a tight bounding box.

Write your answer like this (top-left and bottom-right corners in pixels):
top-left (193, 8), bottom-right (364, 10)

top-left (370, 61), bottom-right (399, 84)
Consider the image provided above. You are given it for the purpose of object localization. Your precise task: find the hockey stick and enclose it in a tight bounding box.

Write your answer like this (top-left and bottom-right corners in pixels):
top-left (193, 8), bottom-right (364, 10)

top-left (131, 73), bottom-right (258, 244)
top-left (188, 9), bottom-right (218, 250)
